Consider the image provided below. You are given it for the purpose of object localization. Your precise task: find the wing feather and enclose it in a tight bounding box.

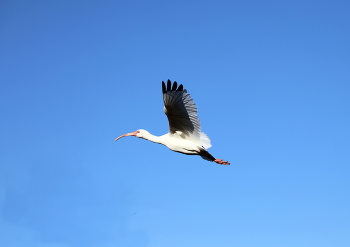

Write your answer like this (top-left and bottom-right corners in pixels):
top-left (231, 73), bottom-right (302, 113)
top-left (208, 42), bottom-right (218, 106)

top-left (162, 79), bottom-right (212, 149)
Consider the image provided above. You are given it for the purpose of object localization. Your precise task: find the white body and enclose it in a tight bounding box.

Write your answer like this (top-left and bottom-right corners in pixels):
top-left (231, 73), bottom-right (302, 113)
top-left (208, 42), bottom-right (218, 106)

top-left (139, 130), bottom-right (202, 155)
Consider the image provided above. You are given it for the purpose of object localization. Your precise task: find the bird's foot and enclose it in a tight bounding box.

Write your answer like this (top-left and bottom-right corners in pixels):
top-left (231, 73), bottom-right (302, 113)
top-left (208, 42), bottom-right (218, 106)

top-left (214, 159), bottom-right (230, 165)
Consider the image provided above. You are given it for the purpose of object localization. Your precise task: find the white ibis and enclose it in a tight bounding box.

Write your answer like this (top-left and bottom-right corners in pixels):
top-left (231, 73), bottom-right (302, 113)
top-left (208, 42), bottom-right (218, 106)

top-left (115, 80), bottom-right (230, 165)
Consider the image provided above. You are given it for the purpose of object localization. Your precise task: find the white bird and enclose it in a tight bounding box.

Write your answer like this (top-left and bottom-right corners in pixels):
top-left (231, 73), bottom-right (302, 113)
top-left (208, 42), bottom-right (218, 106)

top-left (115, 80), bottom-right (230, 165)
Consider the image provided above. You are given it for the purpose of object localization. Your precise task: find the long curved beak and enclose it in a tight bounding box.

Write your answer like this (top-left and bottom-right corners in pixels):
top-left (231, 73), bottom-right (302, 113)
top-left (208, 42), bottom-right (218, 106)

top-left (114, 131), bottom-right (138, 141)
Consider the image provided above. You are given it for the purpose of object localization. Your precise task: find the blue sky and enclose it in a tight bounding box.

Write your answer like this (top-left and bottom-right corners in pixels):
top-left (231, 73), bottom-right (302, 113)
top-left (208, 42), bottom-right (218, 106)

top-left (1, 0), bottom-right (349, 246)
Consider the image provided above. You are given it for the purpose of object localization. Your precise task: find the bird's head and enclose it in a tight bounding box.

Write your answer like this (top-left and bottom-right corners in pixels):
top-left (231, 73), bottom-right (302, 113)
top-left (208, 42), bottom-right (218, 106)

top-left (114, 129), bottom-right (149, 141)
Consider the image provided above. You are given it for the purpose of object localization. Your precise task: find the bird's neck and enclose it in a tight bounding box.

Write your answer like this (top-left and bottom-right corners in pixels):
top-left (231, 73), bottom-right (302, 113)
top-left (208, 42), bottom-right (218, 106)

top-left (140, 132), bottom-right (163, 144)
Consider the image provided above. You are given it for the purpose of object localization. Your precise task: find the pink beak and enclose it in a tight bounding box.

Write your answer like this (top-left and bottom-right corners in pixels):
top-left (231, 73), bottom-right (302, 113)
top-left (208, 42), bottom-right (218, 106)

top-left (114, 131), bottom-right (139, 141)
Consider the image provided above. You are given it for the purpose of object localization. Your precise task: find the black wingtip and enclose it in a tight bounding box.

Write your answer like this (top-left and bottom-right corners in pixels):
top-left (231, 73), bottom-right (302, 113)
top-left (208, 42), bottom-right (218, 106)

top-left (162, 79), bottom-right (183, 92)
top-left (167, 79), bottom-right (172, 91)
top-left (171, 81), bottom-right (178, 91)
top-left (162, 81), bottom-right (166, 93)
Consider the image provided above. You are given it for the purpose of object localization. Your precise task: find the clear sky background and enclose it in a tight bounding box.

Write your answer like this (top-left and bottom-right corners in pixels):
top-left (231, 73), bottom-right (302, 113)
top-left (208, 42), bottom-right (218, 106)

top-left (1, 1), bottom-right (349, 247)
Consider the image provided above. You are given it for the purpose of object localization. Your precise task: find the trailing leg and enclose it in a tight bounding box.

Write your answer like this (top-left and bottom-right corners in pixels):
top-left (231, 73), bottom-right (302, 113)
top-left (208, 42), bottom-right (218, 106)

top-left (198, 148), bottom-right (230, 165)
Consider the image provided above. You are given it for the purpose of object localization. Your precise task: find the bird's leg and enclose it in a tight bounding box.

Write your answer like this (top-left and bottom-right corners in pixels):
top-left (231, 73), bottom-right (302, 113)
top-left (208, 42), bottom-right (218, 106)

top-left (214, 159), bottom-right (230, 165)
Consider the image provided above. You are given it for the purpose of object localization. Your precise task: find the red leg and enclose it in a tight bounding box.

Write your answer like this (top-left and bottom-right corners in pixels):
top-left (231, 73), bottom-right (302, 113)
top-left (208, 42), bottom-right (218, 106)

top-left (214, 159), bottom-right (230, 165)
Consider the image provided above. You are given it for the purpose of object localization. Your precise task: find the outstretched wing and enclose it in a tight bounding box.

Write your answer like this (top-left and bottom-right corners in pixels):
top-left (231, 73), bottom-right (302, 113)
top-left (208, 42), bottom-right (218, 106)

top-left (162, 79), bottom-right (211, 149)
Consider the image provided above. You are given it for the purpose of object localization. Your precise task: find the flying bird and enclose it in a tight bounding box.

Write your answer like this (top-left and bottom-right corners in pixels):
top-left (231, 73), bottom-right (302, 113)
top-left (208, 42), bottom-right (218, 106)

top-left (115, 80), bottom-right (230, 165)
